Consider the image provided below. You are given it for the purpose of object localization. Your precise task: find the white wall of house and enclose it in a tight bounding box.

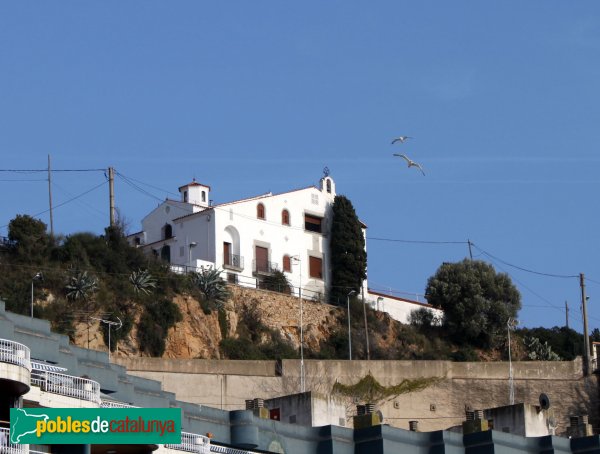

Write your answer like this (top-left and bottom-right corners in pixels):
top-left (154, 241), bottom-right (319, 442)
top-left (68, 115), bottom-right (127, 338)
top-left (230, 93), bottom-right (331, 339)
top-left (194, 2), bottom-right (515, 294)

top-left (365, 290), bottom-right (443, 325)
top-left (130, 175), bottom-right (345, 300)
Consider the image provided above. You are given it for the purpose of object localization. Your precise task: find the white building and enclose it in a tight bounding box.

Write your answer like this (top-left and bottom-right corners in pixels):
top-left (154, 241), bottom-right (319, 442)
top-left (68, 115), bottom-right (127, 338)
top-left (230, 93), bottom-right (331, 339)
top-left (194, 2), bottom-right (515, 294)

top-left (129, 174), bottom-right (360, 301)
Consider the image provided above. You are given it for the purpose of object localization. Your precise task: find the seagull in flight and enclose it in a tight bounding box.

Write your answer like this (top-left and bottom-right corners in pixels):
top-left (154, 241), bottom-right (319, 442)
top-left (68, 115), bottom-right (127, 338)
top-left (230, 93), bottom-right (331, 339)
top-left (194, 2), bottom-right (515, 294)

top-left (391, 136), bottom-right (412, 145)
top-left (393, 153), bottom-right (425, 176)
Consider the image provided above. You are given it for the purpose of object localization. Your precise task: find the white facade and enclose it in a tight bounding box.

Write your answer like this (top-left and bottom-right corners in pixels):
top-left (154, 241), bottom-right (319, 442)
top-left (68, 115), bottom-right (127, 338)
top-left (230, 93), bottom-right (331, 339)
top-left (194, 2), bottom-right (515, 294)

top-left (365, 290), bottom-right (443, 325)
top-left (129, 175), bottom-right (349, 300)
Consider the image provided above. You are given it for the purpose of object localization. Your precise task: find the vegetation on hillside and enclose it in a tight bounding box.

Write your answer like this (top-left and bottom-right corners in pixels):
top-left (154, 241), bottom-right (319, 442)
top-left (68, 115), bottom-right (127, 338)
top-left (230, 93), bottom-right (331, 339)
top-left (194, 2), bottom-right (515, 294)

top-left (0, 214), bottom-right (594, 362)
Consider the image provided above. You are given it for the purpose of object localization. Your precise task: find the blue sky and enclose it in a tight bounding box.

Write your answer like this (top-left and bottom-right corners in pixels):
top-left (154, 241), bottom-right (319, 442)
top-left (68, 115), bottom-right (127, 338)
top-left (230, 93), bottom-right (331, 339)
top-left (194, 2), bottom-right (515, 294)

top-left (1, 1), bottom-right (600, 332)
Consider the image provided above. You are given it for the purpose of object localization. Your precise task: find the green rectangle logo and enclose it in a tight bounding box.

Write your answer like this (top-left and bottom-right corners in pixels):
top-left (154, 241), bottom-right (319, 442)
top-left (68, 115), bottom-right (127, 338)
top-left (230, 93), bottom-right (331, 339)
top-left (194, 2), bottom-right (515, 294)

top-left (10, 408), bottom-right (181, 444)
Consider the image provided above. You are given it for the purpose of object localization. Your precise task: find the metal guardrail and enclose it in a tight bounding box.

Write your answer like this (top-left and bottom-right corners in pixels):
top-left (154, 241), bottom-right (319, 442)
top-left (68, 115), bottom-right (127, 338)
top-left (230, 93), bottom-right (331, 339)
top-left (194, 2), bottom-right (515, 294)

top-left (0, 339), bottom-right (31, 372)
top-left (0, 427), bottom-right (27, 453)
top-left (252, 260), bottom-right (278, 275)
top-left (30, 370), bottom-right (100, 404)
top-left (100, 400), bottom-right (137, 408)
top-left (165, 432), bottom-right (210, 453)
top-left (223, 254), bottom-right (244, 271)
top-left (210, 445), bottom-right (257, 454)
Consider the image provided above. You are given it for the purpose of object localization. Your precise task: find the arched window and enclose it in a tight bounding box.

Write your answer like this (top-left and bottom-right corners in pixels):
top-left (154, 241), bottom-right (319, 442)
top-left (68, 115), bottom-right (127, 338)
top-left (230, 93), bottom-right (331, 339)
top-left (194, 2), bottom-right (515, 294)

top-left (326, 179), bottom-right (331, 193)
top-left (282, 209), bottom-right (290, 226)
top-left (283, 255), bottom-right (291, 272)
top-left (257, 203), bottom-right (265, 220)
top-left (202, 191), bottom-right (206, 202)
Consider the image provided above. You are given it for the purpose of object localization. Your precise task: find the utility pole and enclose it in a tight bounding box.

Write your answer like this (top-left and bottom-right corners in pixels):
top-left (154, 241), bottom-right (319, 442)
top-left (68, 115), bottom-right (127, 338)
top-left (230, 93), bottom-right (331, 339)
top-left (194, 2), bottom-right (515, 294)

top-left (467, 239), bottom-right (473, 260)
top-left (580, 273), bottom-right (591, 376)
top-left (362, 286), bottom-right (370, 361)
top-left (565, 301), bottom-right (569, 329)
top-left (47, 154), bottom-right (54, 237)
top-left (108, 167), bottom-right (115, 227)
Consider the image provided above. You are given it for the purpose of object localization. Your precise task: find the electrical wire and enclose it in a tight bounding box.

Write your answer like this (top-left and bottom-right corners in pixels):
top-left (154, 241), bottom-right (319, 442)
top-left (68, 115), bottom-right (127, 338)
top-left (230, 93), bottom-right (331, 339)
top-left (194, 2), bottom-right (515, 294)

top-left (114, 171), bottom-right (179, 198)
top-left (367, 237), bottom-right (467, 245)
top-left (0, 168), bottom-right (105, 172)
top-left (471, 243), bottom-right (579, 279)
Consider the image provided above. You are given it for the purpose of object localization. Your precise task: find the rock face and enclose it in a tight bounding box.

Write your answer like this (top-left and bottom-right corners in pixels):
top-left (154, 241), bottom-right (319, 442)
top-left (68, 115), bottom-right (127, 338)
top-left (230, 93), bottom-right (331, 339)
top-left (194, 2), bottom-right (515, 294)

top-left (70, 285), bottom-right (351, 359)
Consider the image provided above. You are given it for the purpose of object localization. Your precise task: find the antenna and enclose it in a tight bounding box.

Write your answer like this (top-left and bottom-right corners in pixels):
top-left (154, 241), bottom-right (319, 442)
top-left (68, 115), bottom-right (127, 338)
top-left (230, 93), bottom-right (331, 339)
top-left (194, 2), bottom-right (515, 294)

top-left (90, 316), bottom-right (122, 361)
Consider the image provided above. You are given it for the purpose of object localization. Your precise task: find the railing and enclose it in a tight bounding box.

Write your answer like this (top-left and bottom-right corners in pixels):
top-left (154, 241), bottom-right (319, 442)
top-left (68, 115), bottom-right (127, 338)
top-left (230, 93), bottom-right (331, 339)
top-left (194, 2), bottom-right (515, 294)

top-left (101, 400), bottom-right (137, 408)
top-left (165, 432), bottom-right (210, 453)
top-left (0, 339), bottom-right (31, 372)
top-left (223, 254), bottom-right (244, 271)
top-left (0, 236), bottom-right (15, 249)
top-left (31, 371), bottom-right (100, 404)
top-left (0, 427), bottom-right (27, 453)
top-left (210, 445), bottom-right (257, 454)
top-left (252, 260), bottom-right (278, 275)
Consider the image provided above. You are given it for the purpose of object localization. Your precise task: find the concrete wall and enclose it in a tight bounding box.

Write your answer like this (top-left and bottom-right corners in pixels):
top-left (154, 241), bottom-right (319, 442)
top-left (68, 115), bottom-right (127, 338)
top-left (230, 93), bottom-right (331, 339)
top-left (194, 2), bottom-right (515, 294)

top-left (117, 357), bottom-right (598, 436)
top-left (483, 404), bottom-right (549, 437)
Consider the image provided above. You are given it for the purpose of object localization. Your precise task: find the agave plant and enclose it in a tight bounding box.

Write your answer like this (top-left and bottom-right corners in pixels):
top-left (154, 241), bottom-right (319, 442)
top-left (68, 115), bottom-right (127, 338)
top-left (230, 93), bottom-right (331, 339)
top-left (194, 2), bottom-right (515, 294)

top-left (129, 269), bottom-right (157, 295)
top-left (189, 268), bottom-right (230, 310)
top-left (65, 270), bottom-right (98, 303)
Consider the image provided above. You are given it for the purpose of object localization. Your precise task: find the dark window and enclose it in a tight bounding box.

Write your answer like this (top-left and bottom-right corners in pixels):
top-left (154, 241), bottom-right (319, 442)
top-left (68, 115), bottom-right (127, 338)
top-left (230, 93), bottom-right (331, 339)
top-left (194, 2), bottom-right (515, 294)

top-left (161, 245), bottom-right (171, 262)
top-left (283, 255), bottom-right (291, 272)
top-left (202, 191), bottom-right (206, 202)
top-left (326, 179), bottom-right (331, 193)
top-left (227, 273), bottom-right (238, 284)
top-left (257, 203), bottom-right (265, 220)
top-left (282, 209), bottom-right (290, 226)
top-left (223, 242), bottom-right (231, 265)
top-left (309, 256), bottom-right (322, 279)
top-left (164, 224), bottom-right (173, 239)
top-left (134, 237), bottom-right (141, 246)
top-left (305, 214), bottom-right (322, 233)
top-left (183, 191), bottom-right (188, 202)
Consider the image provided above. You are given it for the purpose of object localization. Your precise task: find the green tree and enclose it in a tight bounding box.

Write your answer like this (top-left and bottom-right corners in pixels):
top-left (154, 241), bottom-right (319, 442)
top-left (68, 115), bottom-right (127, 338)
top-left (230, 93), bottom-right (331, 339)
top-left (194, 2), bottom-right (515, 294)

top-left (425, 259), bottom-right (521, 348)
top-left (260, 270), bottom-right (292, 294)
top-left (329, 195), bottom-right (367, 305)
top-left (8, 214), bottom-right (50, 262)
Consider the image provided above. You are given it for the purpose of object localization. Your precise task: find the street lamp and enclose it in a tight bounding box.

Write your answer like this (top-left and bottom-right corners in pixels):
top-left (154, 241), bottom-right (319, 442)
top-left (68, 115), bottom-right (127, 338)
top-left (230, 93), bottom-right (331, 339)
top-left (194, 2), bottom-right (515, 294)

top-left (507, 317), bottom-right (519, 405)
top-left (291, 255), bottom-right (305, 393)
top-left (347, 290), bottom-right (357, 360)
top-left (31, 272), bottom-right (43, 318)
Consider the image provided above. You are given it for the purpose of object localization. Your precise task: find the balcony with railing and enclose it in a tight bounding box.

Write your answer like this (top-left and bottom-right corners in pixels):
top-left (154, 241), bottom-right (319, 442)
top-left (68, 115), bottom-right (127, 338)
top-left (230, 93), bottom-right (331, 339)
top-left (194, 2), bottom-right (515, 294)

top-left (0, 339), bottom-right (31, 372)
top-left (165, 431), bottom-right (211, 453)
top-left (30, 370), bottom-right (100, 404)
top-left (252, 260), bottom-right (278, 275)
top-left (0, 427), bottom-right (27, 454)
top-left (223, 254), bottom-right (244, 272)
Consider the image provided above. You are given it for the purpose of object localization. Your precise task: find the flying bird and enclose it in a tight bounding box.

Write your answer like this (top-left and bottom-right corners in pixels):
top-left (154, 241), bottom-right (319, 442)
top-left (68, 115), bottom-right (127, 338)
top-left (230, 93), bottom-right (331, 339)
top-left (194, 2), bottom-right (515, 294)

top-left (393, 153), bottom-right (425, 176)
top-left (391, 136), bottom-right (412, 145)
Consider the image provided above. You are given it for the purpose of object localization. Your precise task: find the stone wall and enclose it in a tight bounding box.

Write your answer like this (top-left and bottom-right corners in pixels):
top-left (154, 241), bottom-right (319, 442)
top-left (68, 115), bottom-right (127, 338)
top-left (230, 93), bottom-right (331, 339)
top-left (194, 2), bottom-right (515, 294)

top-left (116, 357), bottom-right (599, 436)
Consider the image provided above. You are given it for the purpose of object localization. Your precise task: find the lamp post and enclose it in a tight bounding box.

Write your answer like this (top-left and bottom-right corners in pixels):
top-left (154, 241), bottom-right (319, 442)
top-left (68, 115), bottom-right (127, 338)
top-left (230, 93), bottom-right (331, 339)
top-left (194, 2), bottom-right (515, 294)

top-left (347, 290), bottom-right (356, 360)
top-left (507, 317), bottom-right (518, 405)
top-left (31, 272), bottom-right (43, 318)
top-left (292, 256), bottom-right (305, 392)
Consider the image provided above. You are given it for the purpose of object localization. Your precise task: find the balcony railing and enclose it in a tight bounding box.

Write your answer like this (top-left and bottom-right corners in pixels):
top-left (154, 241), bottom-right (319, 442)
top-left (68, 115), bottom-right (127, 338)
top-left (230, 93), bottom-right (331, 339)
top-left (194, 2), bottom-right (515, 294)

top-left (252, 260), bottom-right (278, 275)
top-left (223, 254), bottom-right (244, 271)
top-left (0, 427), bottom-right (27, 453)
top-left (165, 432), bottom-right (210, 453)
top-left (101, 400), bottom-right (137, 408)
top-left (31, 370), bottom-right (100, 404)
top-left (210, 445), bottom-right (258, 454)
top-left (0, 339), bottom-right (31, 372)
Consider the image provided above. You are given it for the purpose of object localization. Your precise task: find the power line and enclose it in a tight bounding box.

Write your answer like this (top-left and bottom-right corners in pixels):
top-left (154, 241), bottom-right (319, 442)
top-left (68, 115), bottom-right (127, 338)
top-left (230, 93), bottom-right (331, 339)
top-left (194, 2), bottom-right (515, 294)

top-left (0, 168), bottom-right (105, 172)
top-left (367, 237), bottom-right (467, 245)
top-left (471, 243), bottom-right (579, 279)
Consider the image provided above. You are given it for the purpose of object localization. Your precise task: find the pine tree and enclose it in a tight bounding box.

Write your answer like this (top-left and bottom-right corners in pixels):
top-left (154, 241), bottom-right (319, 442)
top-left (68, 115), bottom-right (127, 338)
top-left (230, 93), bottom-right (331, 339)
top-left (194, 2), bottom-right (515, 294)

top-left (329, 195), bottom-right (367, 305)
